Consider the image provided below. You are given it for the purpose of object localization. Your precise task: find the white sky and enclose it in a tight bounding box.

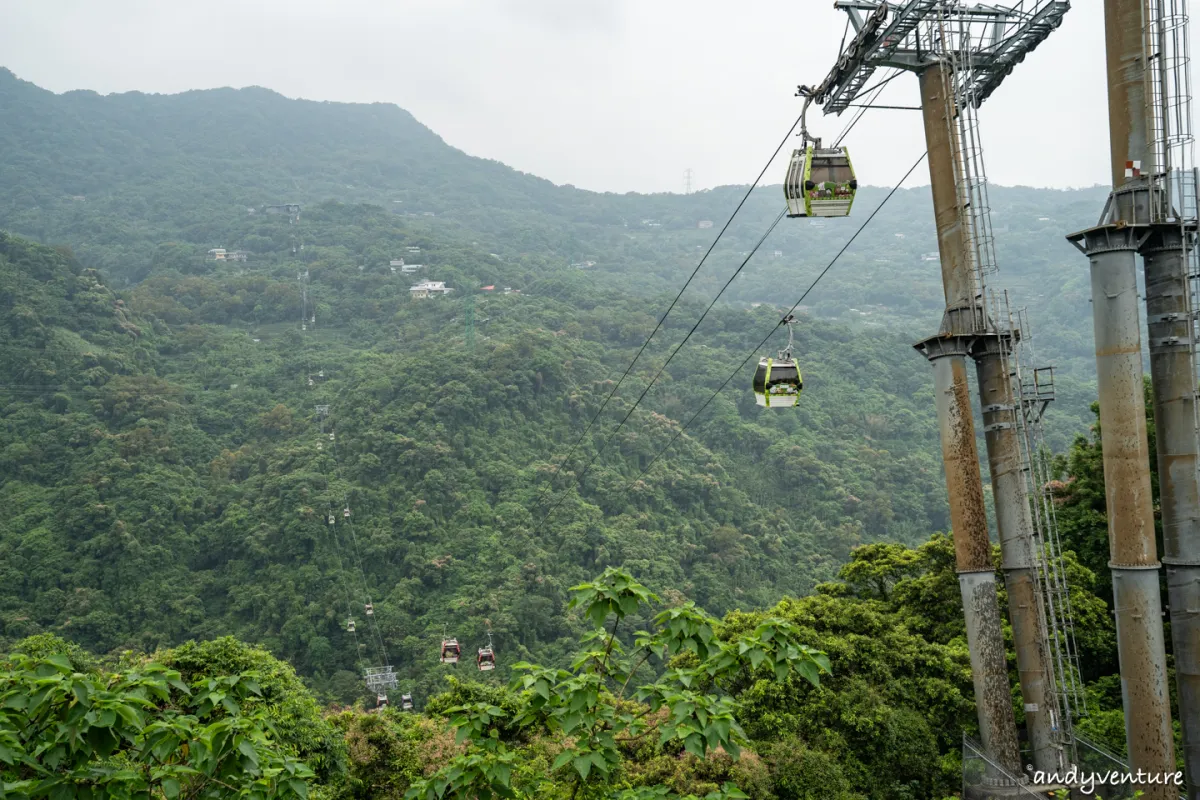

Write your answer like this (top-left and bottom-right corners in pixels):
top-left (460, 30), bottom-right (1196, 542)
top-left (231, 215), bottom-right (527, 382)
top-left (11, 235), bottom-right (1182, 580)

top-left (0, 0), bottom-right (1142, 193)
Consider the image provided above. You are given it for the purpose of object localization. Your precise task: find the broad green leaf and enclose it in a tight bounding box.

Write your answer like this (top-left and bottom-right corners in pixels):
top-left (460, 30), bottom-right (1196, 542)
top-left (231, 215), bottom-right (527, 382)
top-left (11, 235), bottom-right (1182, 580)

top-left (796, 659), bottom-right (820, 687)
top-left (44, 655), bottom-right (72, 674)
top-left (747, 648), bottom-right (766, 670)
top-left (683, 732), bottom-right (706, 758)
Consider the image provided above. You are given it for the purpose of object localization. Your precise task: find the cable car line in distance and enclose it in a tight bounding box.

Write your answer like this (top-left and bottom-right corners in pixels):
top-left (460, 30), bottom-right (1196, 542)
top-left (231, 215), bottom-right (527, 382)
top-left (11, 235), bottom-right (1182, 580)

top-left (615, 148), bottom-right (929, 495)
top-left (529, 206), bottom-right (788, 536)
top-left (526, 108), bottom-right (808, 519)
top-left (527, 76), bottom-right (895, 530)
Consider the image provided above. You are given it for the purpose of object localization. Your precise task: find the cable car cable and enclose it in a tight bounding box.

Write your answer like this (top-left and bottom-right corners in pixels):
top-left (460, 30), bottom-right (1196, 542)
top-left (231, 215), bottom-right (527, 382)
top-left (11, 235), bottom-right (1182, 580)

top-left (339, 499), bottom-right (391, 667)
top-left (529, 86), bottom-right (895, 528)
top-left (530, 207), bottom-right (788, 533)
top-left (832, 69), bottom-right (899, 148)
top-left (614, 149), bottom-right (929, 491)
top-left (527, 109), bottom-right (808, 518)
top-left (322, 413), bottom-right (390, 669)
top-left (297, 267), bottom-right (385, 678)
top-left (323, 502), bottom-right (364, 663)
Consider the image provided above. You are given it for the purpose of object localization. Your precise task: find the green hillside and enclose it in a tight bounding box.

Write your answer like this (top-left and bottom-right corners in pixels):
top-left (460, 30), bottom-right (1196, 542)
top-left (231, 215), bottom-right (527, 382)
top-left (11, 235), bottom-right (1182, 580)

top-left (0, 66), bottom-right (1166, 800)
top-left (0, 66), bottom-right (1117, 688)
top-left (0, 216), bottom-right (948, 701)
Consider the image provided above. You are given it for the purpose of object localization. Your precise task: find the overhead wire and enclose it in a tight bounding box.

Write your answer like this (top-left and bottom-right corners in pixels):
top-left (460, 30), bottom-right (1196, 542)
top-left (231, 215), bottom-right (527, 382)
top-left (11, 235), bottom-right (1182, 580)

top-left (615, 149), bottom-right (929, 493)
top-left (321, 498), bottom-right (363, 663)
top-left (329, 435), bottom-right (391, 669)
top-left (529, 59), bottom-right (902, 530)
top-left (299, 266), bottom-right (393, 685)
top-left (832, 69), bottom-right (900, 147)
top-left (525, 108), bottom-right (809, 519)
top-left (530, 206), bottom-right (789, 533)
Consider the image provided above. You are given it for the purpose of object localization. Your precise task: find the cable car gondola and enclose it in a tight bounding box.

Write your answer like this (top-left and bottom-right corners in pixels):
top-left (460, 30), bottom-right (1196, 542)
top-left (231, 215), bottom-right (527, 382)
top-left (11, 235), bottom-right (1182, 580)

top-left (752, 316), bottom-right (802, 408)
top-left (376, 693), bottom-right (388, 708)
top-left (476, 631), bottom-right (496, 671)
top-left (440, 637), bottom-right (461, 666)
top-left (784, 145), bottom-right (856, 218)
top-left (401, 693), bottom-right (414, 710)
top-left (784, 93), bottom-right (857, 218)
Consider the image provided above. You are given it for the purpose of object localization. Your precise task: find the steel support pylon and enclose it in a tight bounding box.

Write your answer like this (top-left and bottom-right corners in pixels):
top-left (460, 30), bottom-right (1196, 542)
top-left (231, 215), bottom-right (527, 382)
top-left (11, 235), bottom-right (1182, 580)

top-left (973, 333), bottom-right (1062, 774)
top-left (1145, 225), bottom-right (1200, 799)
top-left (914, 62), bottom-right (1022, 776)
top-left (1059, 0), bottom-right (1181, 792)
top-left (1066, 218), bottom-right (1176, 796)
top-left (915, 336), bottom-right (1023, 776)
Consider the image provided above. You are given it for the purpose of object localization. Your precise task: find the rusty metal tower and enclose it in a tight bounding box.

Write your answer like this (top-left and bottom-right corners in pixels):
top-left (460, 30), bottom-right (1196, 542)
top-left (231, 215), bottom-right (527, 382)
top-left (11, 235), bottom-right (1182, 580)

top-left (801, 0), bottom-right (1072, 782)
top-left (1064, 0), bottom-right (1200, 795)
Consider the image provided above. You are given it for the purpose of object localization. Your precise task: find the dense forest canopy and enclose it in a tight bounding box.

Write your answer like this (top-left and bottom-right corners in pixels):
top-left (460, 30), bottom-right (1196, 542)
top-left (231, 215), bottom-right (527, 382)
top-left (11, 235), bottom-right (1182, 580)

top-left (0, 67), bottom-right (1153, 798)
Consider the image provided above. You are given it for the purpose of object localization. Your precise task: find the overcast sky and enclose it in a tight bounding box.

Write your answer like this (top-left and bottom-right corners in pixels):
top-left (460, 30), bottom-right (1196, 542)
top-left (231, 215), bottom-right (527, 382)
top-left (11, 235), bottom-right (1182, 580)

top-left (0, 0), bottom-right (1151, 194)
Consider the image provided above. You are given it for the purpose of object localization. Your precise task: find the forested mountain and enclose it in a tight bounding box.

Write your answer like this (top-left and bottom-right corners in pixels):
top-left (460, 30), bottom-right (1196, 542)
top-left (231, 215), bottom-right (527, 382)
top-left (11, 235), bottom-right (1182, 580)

top-left (0, 215), bottom-right (945, 701)
top-left (0, 67), bottom-right (1106, 448)
top-left (0, 67), bottom-right (1146, 798)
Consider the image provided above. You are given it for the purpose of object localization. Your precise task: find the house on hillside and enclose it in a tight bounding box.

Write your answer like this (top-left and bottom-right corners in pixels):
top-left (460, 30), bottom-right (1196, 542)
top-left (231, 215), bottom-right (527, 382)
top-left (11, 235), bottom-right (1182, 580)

top-left (407, 246), bottom-right (421, 254)
top-left (226, 250), bottom-right (249, 262)
top-left (390, 259), bottom-right (405, 267)
top-left (410, 279), bottom-right (453, 299)
top-left (264, 204), bottom-right (302, 215)
top-left (401, 264), bottom-right (424, 274)
top-left (207, 248), bottom-right (226, 261)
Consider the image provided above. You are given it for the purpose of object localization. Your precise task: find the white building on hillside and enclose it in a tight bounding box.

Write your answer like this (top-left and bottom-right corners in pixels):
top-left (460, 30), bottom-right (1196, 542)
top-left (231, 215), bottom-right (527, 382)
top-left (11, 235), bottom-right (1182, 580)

top-left (410, 280), bottom-right (453, 299)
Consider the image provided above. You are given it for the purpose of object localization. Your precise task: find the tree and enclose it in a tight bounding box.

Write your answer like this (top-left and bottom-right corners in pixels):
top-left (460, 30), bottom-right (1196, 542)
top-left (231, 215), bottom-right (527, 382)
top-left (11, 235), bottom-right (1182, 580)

top-left (155, 638), bottom-right (346, 783)
top-left (0, 651), bottom-right (313, 799)
top-left (403, 567), bottom-right (830, 799)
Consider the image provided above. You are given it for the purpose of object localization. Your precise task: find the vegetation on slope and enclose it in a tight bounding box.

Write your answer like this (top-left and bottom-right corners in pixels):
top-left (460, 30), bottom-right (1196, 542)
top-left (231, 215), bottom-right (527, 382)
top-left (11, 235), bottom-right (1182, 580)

top-left (0, 69), bottom-right (1165, 797)
top-left (2, 537), bottom-right (1120, 799)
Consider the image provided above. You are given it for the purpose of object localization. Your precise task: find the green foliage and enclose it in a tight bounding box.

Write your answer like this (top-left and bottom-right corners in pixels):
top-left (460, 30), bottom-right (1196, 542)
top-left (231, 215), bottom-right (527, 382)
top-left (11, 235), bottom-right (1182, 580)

top-left (0, 222), bottom-right (947, 703)
top-left (0, 651), bottom-right (313, 799)
top-left (5, 634), bottom-right (99, 674)
top-left (404, 568), bottom-right (829, 800)
top-left (321, 709), bottom-right (459, 800)
top-left (155, 638), bottom-right (346, 783)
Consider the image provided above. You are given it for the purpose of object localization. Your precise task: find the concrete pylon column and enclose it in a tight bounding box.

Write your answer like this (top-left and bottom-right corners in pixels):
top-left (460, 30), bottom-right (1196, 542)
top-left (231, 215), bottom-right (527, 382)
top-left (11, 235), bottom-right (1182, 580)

top-left (915, 337), bottom-right (1023, 775)
top-left (1063, 0), bottom-right (1180, 792)
top-left (973, 334), bottom-right (1062, 774)
top-left (1068, 220), bottom-right (1176, 797)
top-left (915, 59), bottom-right (1021, 776)
top-left (1144, 229), bottom-right (1200, 799)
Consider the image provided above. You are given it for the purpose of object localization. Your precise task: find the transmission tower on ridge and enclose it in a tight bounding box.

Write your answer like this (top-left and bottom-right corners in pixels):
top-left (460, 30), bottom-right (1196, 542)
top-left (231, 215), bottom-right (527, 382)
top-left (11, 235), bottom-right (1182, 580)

top-left (684, 168), bottom-right (694, 194)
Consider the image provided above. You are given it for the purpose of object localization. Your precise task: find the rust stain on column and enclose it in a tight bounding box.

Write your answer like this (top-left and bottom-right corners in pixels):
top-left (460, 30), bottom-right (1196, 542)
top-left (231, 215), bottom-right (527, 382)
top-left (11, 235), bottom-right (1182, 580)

top-left (920, 63), bottom-right (974, 314)
top-left (940, 356), bottom-right (993, 572)
top-left (1104, 0), bottom-right (1155, 186)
